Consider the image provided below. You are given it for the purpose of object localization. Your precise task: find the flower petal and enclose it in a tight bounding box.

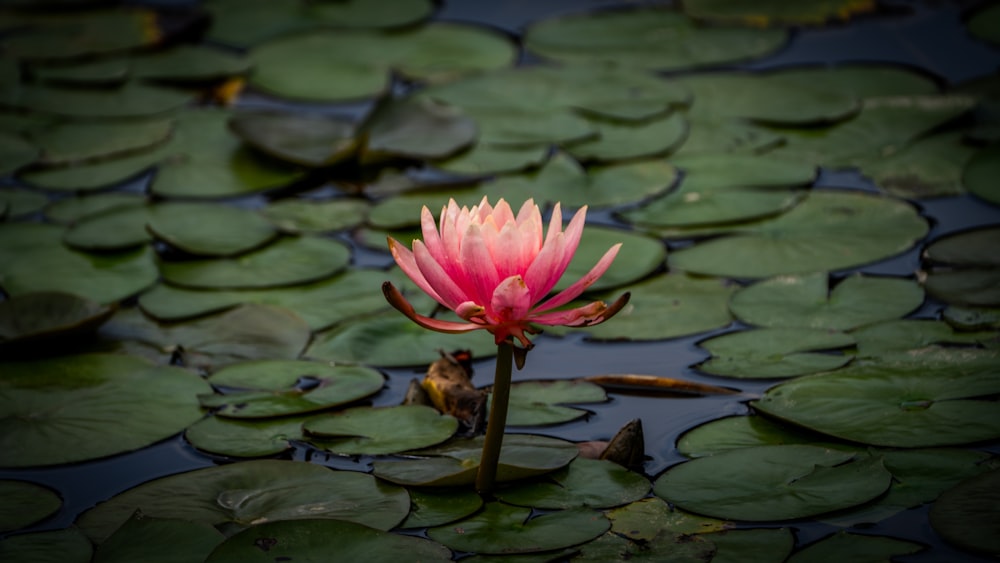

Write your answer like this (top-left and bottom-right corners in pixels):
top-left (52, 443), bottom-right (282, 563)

top-left (382, 281), bottom-right (486, 334)
top-left (460, 223), bottom-right (500, 307)
top-left (532, 292), bottom-right (630, 327)
top-left (420, 205), bottom-right (447, 265)
top-left (413, 239), bottom-right (472, 309)
top-left (533, 243), bottom-right (621, 314)
top-left (388, 237), bottom-right (444, 305)
top-left (491, 275), bottom-right (532, 323)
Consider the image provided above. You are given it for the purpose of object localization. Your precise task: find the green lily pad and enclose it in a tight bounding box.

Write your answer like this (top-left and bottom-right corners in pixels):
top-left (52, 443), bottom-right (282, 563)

top-left (76, 460), bottom-right (411, 542)
top-left (524, 8), bottom-right (787, 71)
top-left (44, 193), bottom-right (146, 224)
top-left (185, 415), bottom-right (305, 458)
top-left (372, 434), bottom-right (579, 487)
top-left (249, 23), bottom-right (516, 102)
top-left (0, 9), bottom-right (161, 61)
top-left (0, 235), bottom-right (157, 304)
top-left (697, 327), bottom-right (855, 379)
top-left (434, 142), bottom-right (550, 176)
top-left (99, 305), bottom-right (311, 369)
top-left (923, 268), bottom-right (1000, 307)
top-left (263, 198), bottom-right (369, 234)
top-left (94, 511), bottom-right (225, 563)
top-left (0, 291), bottom-right (113, 346)
top-left (361, 97), bottom-right (477, 162)
top-left (0, 528), bottom-right (93, 563)
top-left (126, 44), bottom-right (251, 83)
top-left (653, 445), bottom-right (892, 521)
top-left (564, 112), bottom-right (687, 163)
top-left (964, 144), bottom-right (1000, 206)
top-left (667, 190), bottom-right (928, 278)
top-left (147, 202), bottom-right (279, 257)
top-left (554, 226), bottom-right (665, 293)
top-left (304, 405), bottom-right (457, 455)
top-left (929, 467), bottom-right (1000, 558)
top-left (943, 305), bottom-right (1000, 330)
top-left (139, 268), bottom-right (417, 331)
top-left (11, 82), bottom-right (194, 119)
top-left (0, 187), bottom-right (47, 218)
top-left (823, 448), bottom-right (995, 526)
top-left (608, 498), bottom-right (732, 540)
top-left (0, 353), bottom-right (211, 467)
top-left (682, 0), bottom-right (877, 26)
top-left (228, 112), bottom-right (359, 167)
top-left (787, 531), bottom-right (923, 563)
top-left (968, 3), bottom-right (1000, 46)
top-left (205, 0), bottom-right (436, 47)
top-left (924, 226), bottom-right (1000, 267)
top-left (706, 528), bottom-right (795, 563)
top-left (0, 480), bottom-right (61, 532)
top-left (427, 502), bottom-right (609, 555)
top-left (495, 458), bottom-right (650, 509)
top-left (729, 273), bottom-right (925, 330)
top-left (671, 116), bottom-right (785, 158)
top-left (571, 529), bottom-right (716, 562)
top-left (859, 132), bottom-right (978, 199)
top-left (850, 319), bottom-right (995, 356)
top-left (576, 274), bottom-right (735, 341)
top-left (401, 488), bottom-right (484, 529)
top-left (504, 380), bottom-right (607, 427)
top-left (0, 132), bottom-right (40, 175)
top-left (677, 415), bottom-right (849, 458)
top-left (159, 236), bottom-right (350, 289)
top-left (306, 310), bottom-right (498, 367)
top-left (751, 347), bottom-right (1000, 447)
top-left (30, 117), bottom-right (173, 166)
top-left (63, 204), bottom-right (153, 250)
top-left (201, 359), bottom-right (384, 419)
top-left (205, 518), bottom-right (452, 562)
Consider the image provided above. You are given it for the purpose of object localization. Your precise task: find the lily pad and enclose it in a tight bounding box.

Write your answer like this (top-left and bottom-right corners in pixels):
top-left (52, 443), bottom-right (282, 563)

top-left (850, 319), bottom-right (994, 356)
top-left (0, 291), bottom-right (113, 347)
top-left (671, 116), bottom-right (785, 158)
top-left (667, 190), bottom-right (928, 278)
top-left (495, 458), bottom-right (650, 509)
top-left (228, 112), bottom-right (359, 167)
top-left (263, 198), bottom-right (369, 234)
top-left (860, 132), bottom-right (978, 199)
top-left (706, 528), bottom-right (795, 563)
top-left (696, 327), bottom-right (855, 379)
top-left (76, 460), bottom-right (411, 542)
top-left (943, 305), bottom-right (1000, 330)
top-left (99, 305), bottom-right (311, 368)
top-left (0, 480), bottom-right (61, 532)
top-left (968, 3), bottom-right (1000, 46)
top-left (653, 445), bottom-right (892, 521)
top-left (607, 497), bottom-right (731, 540)
top-left (434, 142), bottom-right (550, 175)
top-left (401, 488), bottom-right (484, 529)
top-left (205, 518), bottom-right (452, 562)
top-left (361, 97), bottom-right (477, 162)
top-left (185, 415), bottom-right (305, 458)
top-left (573, 529), bottom-right (717, 562)
top-left (10, 82), bottom-right (194, 119)
top-left (564, 112), bottom-right (687, 163)
top-left (0, 187), bottom-right (47, 218)
top-left (924, 226), bottom-right (1000, 267)
top-left (147, 202), bottom-right (279, 257)
top-left (0, 9), bottom-right (161, 61)
top-left (63, 204), bottom-right (153, 250)
top-left (372, 434), bottom-right (579, 487)
top-left (682, 0), bottom-right (877, 26)
top-left (504, 380), bottom-right (607, 427)
top-left (307, 310), bottom-right (498, 367)
top-left (752, 347), bottom-right (1000, 447)
top-left (94, 511), bottom-right (225, 563)
top-left (963, 144), bottom-right (1000, 206)
top-left (201, 359), bottom-right (384, 419)
top-left (0, 528), bottom-right (93, 563)
top-left (30, 118), bottom-right (173, 166)
top-left (524, 8), bottom-right (788, 71)
top-left (427, 502), bottom-right (609, 555)
top-left (929, 468), bottom-right (1000, 557)
top-left (158, 236), bottom-right (350, 289)
top-left (44, 193), bottom-right (145, 224)
top-left (0, 353), bottom-right (211, 467)
top-left (304, 405), bottom-right (457, 455)
top-left (0, 132), bottom-right (40, 175)
top-left (729, 273), bottom-right (925, 330)
top-left (677, 415), bottom-right (848, 458)
top-left (576, 273), bottom-right (735, 341)
top-left (923, 268), bottom-right (1000, 307)
top-left (787, 531), bottom-right (923, 563)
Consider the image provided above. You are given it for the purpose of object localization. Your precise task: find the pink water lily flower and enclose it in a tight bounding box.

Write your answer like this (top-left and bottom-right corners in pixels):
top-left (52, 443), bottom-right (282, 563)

top-left (383, 196), bottom-right (629, 349)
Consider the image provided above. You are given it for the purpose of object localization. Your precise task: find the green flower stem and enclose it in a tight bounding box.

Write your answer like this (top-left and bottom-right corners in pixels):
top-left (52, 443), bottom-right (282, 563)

top-left (476, 341), bottom-right (514, 495)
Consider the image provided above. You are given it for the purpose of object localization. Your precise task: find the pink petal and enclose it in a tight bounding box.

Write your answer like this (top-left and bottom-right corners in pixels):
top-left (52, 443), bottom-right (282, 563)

top-left (456, 301), bottom-right (487, 321)
top-left (494, 221), bottom-right (523, 280)
top-left (491, 198), bottom-right (515, 228)
top-left (388, 237), bottom-right (444, 305)
top-left (544, 202), bottom-right (563, 247)
top-left (383, 281), bottom-right (486, 334)
top-left (460, 223), bottom-right (500, 307)
top-left (490, 275), bottom-right (532, 322)
top-left (523, 231), bottom-right (566, 303)
top-left (556, 205), bottom-right (588, 277)
top-left (533, 243), bottom-right (621, 314)
top-left (531, 291), bottom-right (630, 327)
top-left (420, 206), bottom-right (447, 265)
top-left (413, 239), bottom-right (472, 309)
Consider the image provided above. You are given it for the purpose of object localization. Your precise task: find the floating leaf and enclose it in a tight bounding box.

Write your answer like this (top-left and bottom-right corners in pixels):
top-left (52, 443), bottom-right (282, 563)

top-left (94, 512), bottom-right (225, 563)
top-left (147, 202), bottom-right (279, 257)
top-left (304, 405), bottom-right (457, 455)
top-left (943, 305), bottom-right (1000, 330)
top-left (495, 458), bottom-right (650, 509)
top-left (205, 518), bottom-right (452, 562)
top-left (924, 226), bottom-right (1000, 267)
top-left (263, 198), bottom-right (368, 234)
top-left (401, 488), bottom-right (483, 529)
top-left (0, 528), bottom-right (93, 563)
top-left (63, 204), bottom-right (153, 250)
top-left (667, 190), bottom-right (928, 278)
top-left (682, 0), bottom-right (877, 26)
top-left (159, 236), bottom-right (350, 289)
top-left (185, 415), bottom-right (305, 458)
top-left (677, 415), bottom-right (848, 458)
top-left (76, 460), bottom-right (411, 542)
top-left (524, 8), bottom-right (787, 70)
top-left (427, 502), bottom-right (609, 555)
top-left (859, 132), bottom-right (978, 199)
top-left (607, 497), bottom-right (731, 541)
top-left (584, 374), bottom-right (739, 396)
top-left (654, 445), bottom-right (892, 521)
top-left (228, 112), bottom-right (359, 167)
top-left (787, 531), bottom-right (923, 563)
top-left (30, 118), bottom-right (173, 166)
top-left (923, 269), bottom-right (1000, 307)
top-left (0, 480), bottom-right (61, 532)
top-left (0, 9), bottom-right (162, 61)
top-left (671, 116), bottom-right (784, 158)
top-left (362, 97), bottom-right (477, 162)
top-left (0, 132), bottom-right (40, 174)
top-left (573, 529), bottom-right (716, 562)
top-left (504, 380), bottom-right (607, 426)
top-left (0, 353), bottom-right (210, 467)
top-left (967, 3), bottom-right (1000, 46)
top-left (850, 319), bottom-right (994, 356)
top-left (696, 327), bottom-right (855, 378)
top-left (576, 273), bottom-right (735, 341)
top-left (752, 347), bottom-right (1000, 447)
top-left (707, 528), bottom-right (795, 563)
top-left (10, 82), bottom-right (194, 119)
top-left (202, 359), bottom-right (384, 418)
top-left (729, 273), bottom-right (924, 330)
top-left (929, 468), bottom-right (1000, 558)
top-left (564, 112), bottom-right (687, 163)
top-left (0, 187), bottom-right (47, 217)
top-left (372, 434), bottom-right (578, 487)
top-left (44, 193), bottom-right (146, 224)
top-left (434, 142), bottom-right (549, 175)
top-left (0, 291), bottom-right (113, 347)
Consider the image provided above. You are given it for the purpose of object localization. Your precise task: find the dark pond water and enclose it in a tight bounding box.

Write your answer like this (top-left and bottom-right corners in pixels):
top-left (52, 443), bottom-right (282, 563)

top-left (2, 0), bottom-right (1000, 561)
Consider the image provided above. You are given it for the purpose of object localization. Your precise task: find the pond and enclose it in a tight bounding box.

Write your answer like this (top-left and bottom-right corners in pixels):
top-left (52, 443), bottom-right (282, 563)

top-left (1, 0), bottom-right (999, 561)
